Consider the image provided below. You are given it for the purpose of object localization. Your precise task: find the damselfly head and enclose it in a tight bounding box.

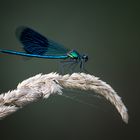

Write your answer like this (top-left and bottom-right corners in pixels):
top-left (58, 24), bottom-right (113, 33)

top-left (82, 54), bottom-right (88, 62)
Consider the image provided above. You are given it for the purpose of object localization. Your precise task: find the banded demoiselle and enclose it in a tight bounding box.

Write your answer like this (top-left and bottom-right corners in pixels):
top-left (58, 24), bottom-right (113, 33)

top-left (0, 26), bottom-right (88, 70)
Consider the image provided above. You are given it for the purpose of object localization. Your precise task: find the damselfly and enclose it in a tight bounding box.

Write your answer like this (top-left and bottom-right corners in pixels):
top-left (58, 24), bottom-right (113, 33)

top-left (0, 26), bottom-right (88, 71)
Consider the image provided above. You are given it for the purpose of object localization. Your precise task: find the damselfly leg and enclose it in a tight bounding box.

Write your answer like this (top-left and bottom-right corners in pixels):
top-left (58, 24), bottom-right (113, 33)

top-left (59, 60), bottom-right (76, 73)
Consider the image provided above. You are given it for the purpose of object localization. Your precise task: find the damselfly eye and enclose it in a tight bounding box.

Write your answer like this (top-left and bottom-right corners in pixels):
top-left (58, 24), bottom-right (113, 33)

top-left (82, 55), bottom-right (88, 62)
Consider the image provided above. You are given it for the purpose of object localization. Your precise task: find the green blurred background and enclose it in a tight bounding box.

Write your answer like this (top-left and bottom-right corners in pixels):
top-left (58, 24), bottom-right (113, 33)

top-left (0, 0), bottom-right (139, 140)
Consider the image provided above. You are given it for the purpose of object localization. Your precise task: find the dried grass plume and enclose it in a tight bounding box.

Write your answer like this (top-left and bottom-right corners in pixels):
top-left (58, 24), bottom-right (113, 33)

top-left (0, 72), bottom-right (128, 123)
